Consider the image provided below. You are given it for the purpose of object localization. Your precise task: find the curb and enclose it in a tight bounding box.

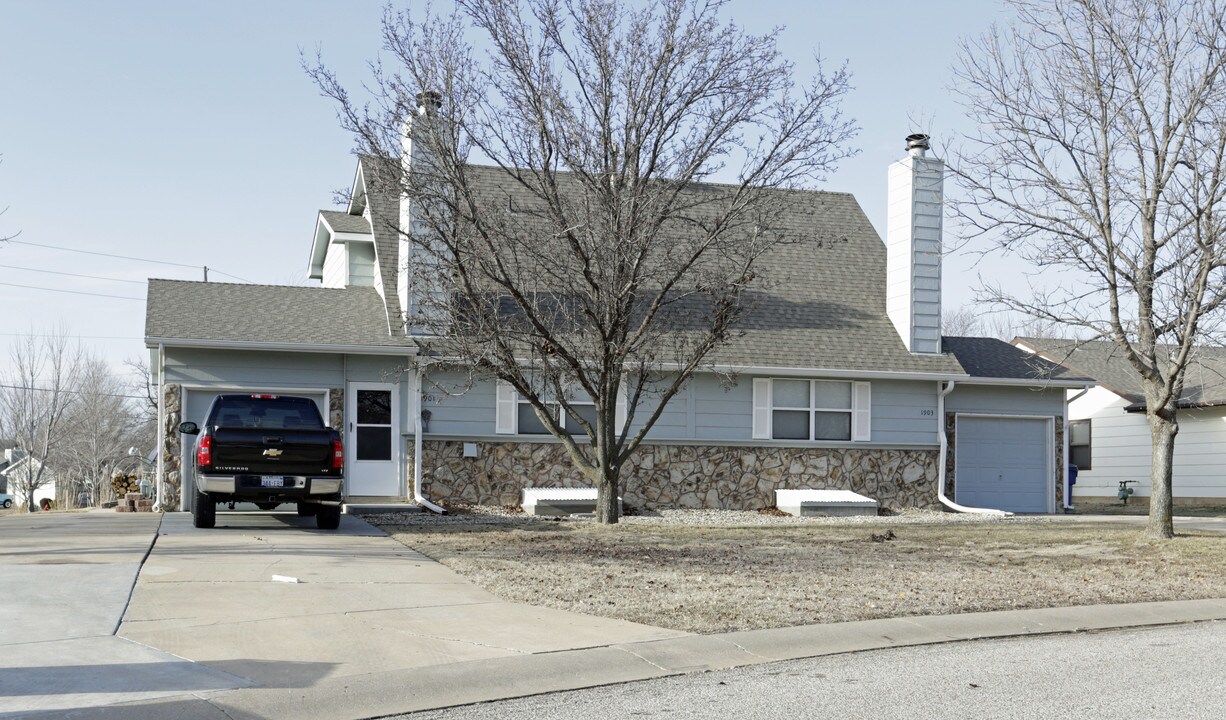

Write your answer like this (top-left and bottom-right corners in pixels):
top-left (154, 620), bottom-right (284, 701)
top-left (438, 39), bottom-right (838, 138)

top-left (68, 597), bottom-right (1226, 720)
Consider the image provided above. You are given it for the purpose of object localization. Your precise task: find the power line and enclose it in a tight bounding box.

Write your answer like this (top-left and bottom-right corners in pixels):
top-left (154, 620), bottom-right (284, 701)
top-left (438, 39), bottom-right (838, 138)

top-left (0, 382), bottom-right (148, 401)
top-left (0, 264), bottom-right (147, 285)
top-left (0, 332), bottom-right (142, 340)
top-left (209, 269), bottom-right (257, 283)
top-left (0, 281), bottom-right (144, 301)
top-left (3, 239), bottom-right (201, 268)
top-left (2, 239), bottom-right (257, 283)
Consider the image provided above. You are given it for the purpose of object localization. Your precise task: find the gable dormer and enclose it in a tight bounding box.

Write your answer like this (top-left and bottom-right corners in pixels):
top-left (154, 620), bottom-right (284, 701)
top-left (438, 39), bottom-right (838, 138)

top-left (308, 210), bottom-right (376, 288)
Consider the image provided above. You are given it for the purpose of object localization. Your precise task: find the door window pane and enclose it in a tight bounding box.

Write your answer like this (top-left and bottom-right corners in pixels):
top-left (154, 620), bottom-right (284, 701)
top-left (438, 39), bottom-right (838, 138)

top-left (813, 411), bottom-right (852, 440)
top-left (357, 390), bottom-right (392, 424)
top-left (772, 410), bottom-right (810, 439)
top-left (772, 380), bottom-right (810, 408)
top-left (356, 426), bottom-right (392, 460)
top-left (813, 381), bottom-right (852, 409)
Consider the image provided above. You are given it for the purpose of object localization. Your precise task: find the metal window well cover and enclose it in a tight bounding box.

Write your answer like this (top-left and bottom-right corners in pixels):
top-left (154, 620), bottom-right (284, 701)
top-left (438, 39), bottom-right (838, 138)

top-left (520, 487), bottom-right (622, 516)
top-left (775, 489), bottom-right (879, 517)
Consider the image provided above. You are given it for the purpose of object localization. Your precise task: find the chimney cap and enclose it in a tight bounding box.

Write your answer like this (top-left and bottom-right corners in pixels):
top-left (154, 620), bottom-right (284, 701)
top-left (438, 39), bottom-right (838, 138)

top-left (905, 133), bottom-right (930, 157)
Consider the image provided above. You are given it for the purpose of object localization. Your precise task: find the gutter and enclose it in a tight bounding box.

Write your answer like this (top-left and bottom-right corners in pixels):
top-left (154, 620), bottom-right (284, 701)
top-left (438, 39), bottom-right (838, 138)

top-left (412, 363), bottom-right (446, 515)
top-left (153, 343), bottom-right (166, 513)
top-left (936, 380), bottom-right (1010, 516)
top-left (144, 337), bottom-right (419, 356)
top-left (1063, 388), bottom-right (1090, 511)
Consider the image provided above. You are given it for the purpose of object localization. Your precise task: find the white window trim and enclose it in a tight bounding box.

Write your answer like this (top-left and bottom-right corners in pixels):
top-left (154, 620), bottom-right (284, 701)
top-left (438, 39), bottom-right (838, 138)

top-left (755, 378), bottom-right (871, 442)
top-left (498, 380), bottom-right (628, 436)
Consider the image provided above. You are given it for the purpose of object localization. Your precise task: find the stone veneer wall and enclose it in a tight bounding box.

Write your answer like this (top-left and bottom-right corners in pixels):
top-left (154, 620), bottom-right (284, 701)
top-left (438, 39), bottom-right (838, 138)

top-left (416, 440), bottom-right (940, 511)
top-left (160, 383), bottom-right (183, 509)
top-left (328, 387), bottom-right (344, 431)
top-left (943, 413), bottom-right (1064, 508)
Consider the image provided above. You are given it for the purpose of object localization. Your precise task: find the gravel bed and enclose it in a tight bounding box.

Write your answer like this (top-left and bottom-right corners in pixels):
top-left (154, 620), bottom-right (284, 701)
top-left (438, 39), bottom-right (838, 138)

top-left (360, 504), bottom-right (1053, 528)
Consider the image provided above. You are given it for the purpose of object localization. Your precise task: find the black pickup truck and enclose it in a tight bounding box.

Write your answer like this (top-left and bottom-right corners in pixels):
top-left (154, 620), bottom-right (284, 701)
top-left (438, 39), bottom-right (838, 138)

top-left (178, 394), bottom-right (344, 530)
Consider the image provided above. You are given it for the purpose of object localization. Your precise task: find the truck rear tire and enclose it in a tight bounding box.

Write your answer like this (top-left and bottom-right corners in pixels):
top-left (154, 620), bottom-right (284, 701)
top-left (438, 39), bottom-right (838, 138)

top-left (193, 490), bottom-right (216, 529)
top-left (315, 504), bottom-right (341, 530)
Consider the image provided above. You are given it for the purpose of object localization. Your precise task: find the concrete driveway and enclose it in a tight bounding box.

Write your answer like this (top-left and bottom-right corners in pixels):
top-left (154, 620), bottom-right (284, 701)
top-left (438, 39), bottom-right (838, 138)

top-left (2, 510), bottom-right (684, 719)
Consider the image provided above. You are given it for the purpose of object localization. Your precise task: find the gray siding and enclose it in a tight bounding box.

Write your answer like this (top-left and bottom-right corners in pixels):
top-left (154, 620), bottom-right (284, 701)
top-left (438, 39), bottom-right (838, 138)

top-left (163, 348), bottom-right (345, 387)
top-left (163, 347), bottom-right (411, 430)
top-left (945, 384), bottom-right (1065, 416)
top-left (423, 370), bottom-right (498, 436)
top-left (870, 380), bottom-right (938, 444)
top-left (424, 370), bottom-right (939, 446)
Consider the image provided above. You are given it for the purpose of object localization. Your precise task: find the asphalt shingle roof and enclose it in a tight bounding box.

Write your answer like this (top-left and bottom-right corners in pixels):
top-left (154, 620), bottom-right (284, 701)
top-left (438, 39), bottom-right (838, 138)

top-left (319, 210), bottom-right (372, 235)
top-left (943, 336), bottom-right (1092, 383)
top-left (1016, 337), bottom-right (1226, 408)
top-left (447, 164), bottom-right (965, 375)
top-left (145, 280), bottom-right (412, 348)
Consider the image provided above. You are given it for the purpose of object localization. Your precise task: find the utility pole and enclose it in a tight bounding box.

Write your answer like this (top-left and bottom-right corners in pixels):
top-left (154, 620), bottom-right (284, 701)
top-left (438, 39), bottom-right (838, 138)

top-left (203, 266), bottom-right (209, 282)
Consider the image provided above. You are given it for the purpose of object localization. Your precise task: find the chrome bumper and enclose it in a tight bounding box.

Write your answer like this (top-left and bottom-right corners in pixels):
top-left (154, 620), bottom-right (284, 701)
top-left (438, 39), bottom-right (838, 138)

top-left (198, 476), bottom-right (343, 496)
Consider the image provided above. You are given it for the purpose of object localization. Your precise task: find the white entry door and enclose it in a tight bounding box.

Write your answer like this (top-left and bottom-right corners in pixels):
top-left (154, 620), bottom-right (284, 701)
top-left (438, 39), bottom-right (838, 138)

top-left (346, 382), bottom-right (400, 497)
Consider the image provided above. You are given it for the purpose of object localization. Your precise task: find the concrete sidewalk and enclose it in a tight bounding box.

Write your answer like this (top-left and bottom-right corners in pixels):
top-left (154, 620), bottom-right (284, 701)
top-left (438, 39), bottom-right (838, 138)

top-left (6, 510), bottom-right (1226, 719)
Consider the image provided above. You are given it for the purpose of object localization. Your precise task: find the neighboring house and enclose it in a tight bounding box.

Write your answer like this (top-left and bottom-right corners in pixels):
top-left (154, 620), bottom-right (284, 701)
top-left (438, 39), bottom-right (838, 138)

top-left (144, 128), bottom-right (1091, 515)
top-left (0, 451), bottom-right (58, 508)
top-left (1015, 337), bottom-right (1226, 507)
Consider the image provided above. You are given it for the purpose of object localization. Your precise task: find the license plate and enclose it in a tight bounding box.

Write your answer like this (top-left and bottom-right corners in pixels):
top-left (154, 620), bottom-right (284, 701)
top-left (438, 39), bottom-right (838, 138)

top-left (260, 476), bottom-right (285, 488)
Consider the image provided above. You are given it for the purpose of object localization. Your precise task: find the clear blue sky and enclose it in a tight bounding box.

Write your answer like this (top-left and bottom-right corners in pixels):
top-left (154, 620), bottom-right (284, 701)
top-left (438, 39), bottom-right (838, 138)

top-left (0, 0), bottom-right (1014, 372)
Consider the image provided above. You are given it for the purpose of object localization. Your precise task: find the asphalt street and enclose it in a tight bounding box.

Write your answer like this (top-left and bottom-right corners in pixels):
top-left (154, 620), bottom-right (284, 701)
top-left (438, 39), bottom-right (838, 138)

top-left (398, 621), bottom-right (1226, 720)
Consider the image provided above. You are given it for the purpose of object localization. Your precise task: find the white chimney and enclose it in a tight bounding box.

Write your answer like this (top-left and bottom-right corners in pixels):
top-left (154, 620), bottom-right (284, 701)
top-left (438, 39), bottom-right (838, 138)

top-left (399, 91), bottom-right (443, 333)
top-left (886, 133), bottom-right (943, 354)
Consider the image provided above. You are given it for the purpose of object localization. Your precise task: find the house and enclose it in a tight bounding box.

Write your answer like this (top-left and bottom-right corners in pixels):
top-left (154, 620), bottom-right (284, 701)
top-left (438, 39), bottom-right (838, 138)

top-left (0, 450), bottom-right (57, 509)
top-left (1014, 337), bottom-right (1226, 508)
top-left (143, 126), bottom-right (1092, 515)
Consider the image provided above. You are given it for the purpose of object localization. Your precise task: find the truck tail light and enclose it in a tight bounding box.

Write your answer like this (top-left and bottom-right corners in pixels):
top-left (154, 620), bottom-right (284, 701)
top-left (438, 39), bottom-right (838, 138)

top-left (331, 438), bottom-right (344, 470)
top-left (197, 434), bottom-right (213, 469)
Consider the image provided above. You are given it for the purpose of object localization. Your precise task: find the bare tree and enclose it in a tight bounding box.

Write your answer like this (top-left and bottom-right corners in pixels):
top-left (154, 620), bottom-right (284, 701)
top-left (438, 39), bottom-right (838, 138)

top-left (951, 0), bottom-right (1226, 538)
top-left (0, 330), bottom-right (82, 511)
top-left (308, 0), bottom-right (857, 522)
top-left (943, 306), bottom-right (984, 336)
top-left (55, 357), bottom-right (145, 507)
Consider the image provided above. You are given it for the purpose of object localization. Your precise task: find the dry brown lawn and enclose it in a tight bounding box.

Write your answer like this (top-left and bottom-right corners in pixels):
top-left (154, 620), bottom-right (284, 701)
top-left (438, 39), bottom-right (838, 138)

top-left (383, 519), bottom-right (1226, 634)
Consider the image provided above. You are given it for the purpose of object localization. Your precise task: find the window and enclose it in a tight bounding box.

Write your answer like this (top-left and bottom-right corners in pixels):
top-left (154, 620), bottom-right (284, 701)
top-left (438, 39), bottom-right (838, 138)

top-left (770, 379), bottom-right (854, 441)
top-left (515, 393), bottom-right (596, 436)
top-left (1069, 419), bottom-right (1091, 470)
top-left (495, 379), bottom-right (627, 436)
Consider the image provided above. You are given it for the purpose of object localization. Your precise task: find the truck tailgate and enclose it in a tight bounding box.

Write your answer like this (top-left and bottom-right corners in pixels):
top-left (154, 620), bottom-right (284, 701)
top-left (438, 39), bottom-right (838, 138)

top-left (210, 428), bottom-right (334, 475)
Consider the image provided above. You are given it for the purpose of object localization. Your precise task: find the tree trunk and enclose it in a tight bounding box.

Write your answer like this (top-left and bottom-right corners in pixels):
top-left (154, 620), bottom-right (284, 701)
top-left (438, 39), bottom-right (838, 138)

top-left (1147, 413), bottom-right (1177, 539)
top-left (593, 465), bottom-right (621, 525)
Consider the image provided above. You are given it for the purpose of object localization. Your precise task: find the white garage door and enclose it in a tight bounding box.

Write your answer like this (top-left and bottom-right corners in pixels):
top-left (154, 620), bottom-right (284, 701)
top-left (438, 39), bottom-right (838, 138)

top-left (180, 389), bottom-right (328, 510)
top-left (956, 416), bottom-right (1050, 513)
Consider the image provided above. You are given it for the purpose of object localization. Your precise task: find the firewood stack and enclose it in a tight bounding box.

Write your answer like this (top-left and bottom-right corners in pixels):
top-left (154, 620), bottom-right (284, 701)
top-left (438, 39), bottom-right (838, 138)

top-left (111, 472), bottom-right (155, 512)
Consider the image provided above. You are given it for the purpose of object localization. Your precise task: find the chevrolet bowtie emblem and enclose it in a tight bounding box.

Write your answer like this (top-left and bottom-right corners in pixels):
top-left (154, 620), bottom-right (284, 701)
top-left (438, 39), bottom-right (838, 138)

top-left (263, 448), bottom-right (284, 458)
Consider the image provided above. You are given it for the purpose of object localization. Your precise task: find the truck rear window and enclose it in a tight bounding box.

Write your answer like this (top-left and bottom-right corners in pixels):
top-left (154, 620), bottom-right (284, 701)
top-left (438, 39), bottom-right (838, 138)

top-left (208, 397), bottom-right (325, 430)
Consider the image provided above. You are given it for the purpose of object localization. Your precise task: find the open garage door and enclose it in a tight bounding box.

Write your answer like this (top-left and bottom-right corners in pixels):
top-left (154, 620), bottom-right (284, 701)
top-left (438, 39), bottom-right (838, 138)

top-left (955, 416), bottom-right (1051, 513)
top-left (180, 388), bottom-right (329, 510)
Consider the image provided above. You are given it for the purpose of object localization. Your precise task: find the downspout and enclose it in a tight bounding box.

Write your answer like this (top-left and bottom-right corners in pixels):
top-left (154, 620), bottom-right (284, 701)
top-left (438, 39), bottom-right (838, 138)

top-left (153, 343), bottom-right (165, 513)
top-left (412, 362), bottom-right (446, 514)
top-left (1063, 388), bottom-right (1090, 512)
top-left (937, 380), bottom-right (1010, 516)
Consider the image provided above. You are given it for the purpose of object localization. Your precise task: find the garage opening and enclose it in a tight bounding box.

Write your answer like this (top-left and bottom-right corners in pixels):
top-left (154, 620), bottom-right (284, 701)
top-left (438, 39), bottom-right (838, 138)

top-left (955, 415), bottom-right (1052, 514)
top-left (180, 388), bottom-right (329, 511)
